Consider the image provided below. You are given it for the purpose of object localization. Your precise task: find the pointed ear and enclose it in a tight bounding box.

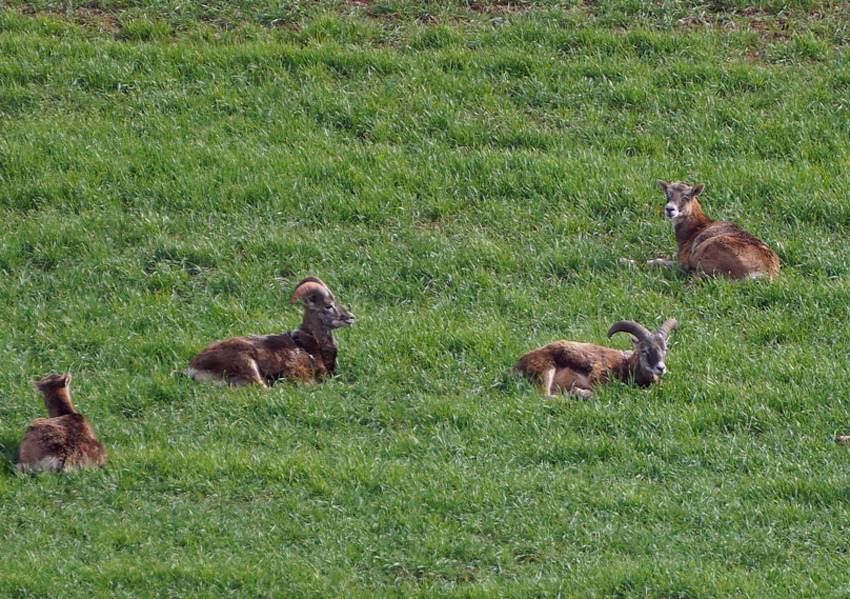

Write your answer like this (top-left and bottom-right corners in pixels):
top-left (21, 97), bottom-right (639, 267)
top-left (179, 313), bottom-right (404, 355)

top-left (63, 373), bottom-right (72, 386)
top-left (690, 183), bottom-right (705, 197)
top-left (629, 335), bottom-right (639, 346)
top-left (657, 180), bottom-right (668, 192)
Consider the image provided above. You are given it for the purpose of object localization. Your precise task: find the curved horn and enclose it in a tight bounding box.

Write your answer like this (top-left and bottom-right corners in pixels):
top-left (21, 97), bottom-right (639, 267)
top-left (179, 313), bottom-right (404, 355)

top-left (290, 277), bottom-right (330, 304)
top-left (657, 318), bottom-right (678, 338)
top-left (295, 276), bottom-right (327, 288)
top-left (607, 320), bottom-right (651, 341)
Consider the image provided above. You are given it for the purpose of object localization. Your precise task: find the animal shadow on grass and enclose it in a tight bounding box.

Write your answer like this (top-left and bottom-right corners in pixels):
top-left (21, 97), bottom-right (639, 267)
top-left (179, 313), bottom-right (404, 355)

top-left (0, 431), bottom-right (21, 475)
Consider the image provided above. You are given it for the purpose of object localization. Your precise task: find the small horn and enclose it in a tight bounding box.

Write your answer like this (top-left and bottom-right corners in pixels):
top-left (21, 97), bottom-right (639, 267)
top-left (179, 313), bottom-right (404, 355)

top-left (290, 277), bottom-right (330, 304)
top-left (294, 276), bottom-right (327, 289)
top-left (608, 320), bottom-right (651, 341)
top-left (657, 318), bottom-right (678, 338)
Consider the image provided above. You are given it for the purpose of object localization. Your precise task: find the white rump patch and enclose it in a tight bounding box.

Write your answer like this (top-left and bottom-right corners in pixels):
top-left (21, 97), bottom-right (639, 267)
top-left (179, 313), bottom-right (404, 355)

top-left (185, 368), bottom-right (227, 386)
top-left (16, 456), bottom-right (62, 473)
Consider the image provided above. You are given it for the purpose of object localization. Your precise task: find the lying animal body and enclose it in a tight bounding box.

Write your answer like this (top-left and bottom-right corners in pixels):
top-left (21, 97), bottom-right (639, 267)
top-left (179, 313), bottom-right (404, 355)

top-left (650, 180), bottom-right (780, 280)
top-left (187, 277), bottom-right (355, 387)
top-left (516, 319), bottom-right (678, 398)
top-left (17, 373), bottom-right (106, 473)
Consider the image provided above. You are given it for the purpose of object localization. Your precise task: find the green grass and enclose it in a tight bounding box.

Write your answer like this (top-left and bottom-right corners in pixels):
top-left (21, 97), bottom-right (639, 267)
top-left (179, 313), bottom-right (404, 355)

top-left (2, 1), bottom-right (850, 597)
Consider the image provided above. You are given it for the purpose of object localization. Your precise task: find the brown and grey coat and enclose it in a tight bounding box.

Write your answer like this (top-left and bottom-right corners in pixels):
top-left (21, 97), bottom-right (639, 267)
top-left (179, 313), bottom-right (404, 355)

top-left (516, 319), bottom-right (678, 399)
top-left (651, 180), bottom-right (780, 280)
top-left (17, 373), bottom-right (106, 473)
top-left (187, 277), bottom-right (355, 387)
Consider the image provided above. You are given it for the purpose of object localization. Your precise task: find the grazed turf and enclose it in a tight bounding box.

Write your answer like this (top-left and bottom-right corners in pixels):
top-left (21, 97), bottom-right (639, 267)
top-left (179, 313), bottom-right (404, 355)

top-left (1, 1), bottom-right (850, 597)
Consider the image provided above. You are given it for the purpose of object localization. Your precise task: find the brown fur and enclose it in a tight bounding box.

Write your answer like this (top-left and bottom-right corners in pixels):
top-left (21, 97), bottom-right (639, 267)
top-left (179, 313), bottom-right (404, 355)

top-left (654, 180), bottom-right (780, 280)
top-left (16, 373), bottom-right (106, 473)
top-left (187, 277), bottom-right (355, 387)
top-left (516, 319), bottom-right (676, 399)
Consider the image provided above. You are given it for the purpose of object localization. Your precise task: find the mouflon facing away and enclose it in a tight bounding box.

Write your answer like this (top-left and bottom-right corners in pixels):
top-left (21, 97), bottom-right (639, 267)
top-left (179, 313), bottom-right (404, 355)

top-left (17, 373), bottom-right (106, 473)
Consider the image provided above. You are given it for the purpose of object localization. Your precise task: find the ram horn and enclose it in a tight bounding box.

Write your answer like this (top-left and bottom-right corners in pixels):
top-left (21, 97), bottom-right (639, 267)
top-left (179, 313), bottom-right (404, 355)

top-left (657, 318), bottom-right (679, 338)
top-left (290, 277), bottom-right (330, 304)
top-left (607, 320), bottom-right (652, 341)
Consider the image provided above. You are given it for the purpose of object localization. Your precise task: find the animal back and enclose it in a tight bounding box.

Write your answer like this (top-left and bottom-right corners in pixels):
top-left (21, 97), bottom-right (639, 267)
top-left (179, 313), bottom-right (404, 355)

top-left (17, 415), bottom-right (105, 472)
top-left (688, 222), bottom-right (779, 279)
top-left (517, 341), bottom-right (623, 377)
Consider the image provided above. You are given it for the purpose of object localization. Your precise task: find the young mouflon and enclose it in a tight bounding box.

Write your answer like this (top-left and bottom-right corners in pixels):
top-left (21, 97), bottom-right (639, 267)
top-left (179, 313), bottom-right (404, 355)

top-left (187, 277), bottom-right (355, 387)
top-left (516, 319), bottom-right (678, 399)
top-left (649, 180), bottom-right (780, 280)
top-left (16, 373), bottom-right (106, 473)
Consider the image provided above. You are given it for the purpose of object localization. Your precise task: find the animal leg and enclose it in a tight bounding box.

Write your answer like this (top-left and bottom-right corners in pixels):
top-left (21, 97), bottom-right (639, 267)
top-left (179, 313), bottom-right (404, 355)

top-left (540, 368), bottom-right (558, 398)
top-left (227, 358), bottom-right (268, 388)
top-left (646, 258), bottom-right (679, 268)
top-left (568, 386), bottom-right (593, 400)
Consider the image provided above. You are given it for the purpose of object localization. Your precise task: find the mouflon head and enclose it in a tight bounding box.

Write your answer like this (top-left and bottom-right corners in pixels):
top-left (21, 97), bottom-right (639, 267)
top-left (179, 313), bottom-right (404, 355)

top-left (290, 277), bottom-right (355, 329)
top-left (657, 180), bottom-right (705, 223)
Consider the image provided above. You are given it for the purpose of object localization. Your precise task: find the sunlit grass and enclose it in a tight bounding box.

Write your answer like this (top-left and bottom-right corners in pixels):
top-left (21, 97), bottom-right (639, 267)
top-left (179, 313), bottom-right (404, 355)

top-left (1, 1), bottom-right (850, 597)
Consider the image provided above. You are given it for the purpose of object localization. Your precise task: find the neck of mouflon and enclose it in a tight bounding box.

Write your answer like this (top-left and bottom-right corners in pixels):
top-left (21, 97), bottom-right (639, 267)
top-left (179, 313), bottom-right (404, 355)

top-left (43, 387), bottom-right (77, 418)
top-left (673, 199), bottom-right (713, 247)
top-left (611, 351), bottom-right (656, 388)
top-left (300, 311), bottom-right (335, 348)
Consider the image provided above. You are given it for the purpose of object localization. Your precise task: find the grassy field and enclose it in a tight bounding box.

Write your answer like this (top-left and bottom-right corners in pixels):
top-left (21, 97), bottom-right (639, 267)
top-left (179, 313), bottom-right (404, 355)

top-left (1, 0), bottom-right (850, 596)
